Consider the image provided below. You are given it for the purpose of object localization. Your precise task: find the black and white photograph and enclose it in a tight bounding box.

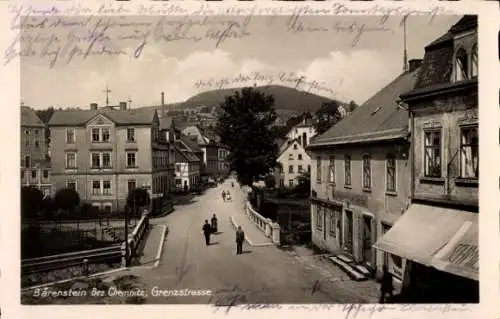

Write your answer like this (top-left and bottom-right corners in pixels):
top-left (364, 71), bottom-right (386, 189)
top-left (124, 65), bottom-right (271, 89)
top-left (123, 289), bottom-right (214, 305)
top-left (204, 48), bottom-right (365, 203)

top-left (9, 3), bottom-right (484, 308)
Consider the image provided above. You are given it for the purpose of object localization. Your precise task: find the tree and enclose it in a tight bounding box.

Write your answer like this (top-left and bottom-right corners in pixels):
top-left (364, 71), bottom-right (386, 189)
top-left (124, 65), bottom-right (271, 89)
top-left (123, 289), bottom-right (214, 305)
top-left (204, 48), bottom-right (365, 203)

top-left (127, 187), bottom-right (151, 216)
top-left (216, 87), bottom-right (280, 186)
top-left (314, 101), bottom-right (342, 135)
top-left (21, 186), bottom-right (44, 219)
top-left (53, 188), bottom-right (80, 218)
top-left (347, 100), bottom-right (359, 114)
top-left (264, 174), bottom-right (276, 189)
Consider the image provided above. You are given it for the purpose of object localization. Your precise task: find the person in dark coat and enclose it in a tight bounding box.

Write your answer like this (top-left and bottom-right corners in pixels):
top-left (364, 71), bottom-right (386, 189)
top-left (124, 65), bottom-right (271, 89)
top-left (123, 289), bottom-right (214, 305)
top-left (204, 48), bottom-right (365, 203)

top-left (211, 214), bottom-right (218, 233)
top-left (221, 190), bottom-right (226, 202)
top-left (379, 265), bottom-right (394, 303)
top-left (202, 220), bottom-right (212, 246)
top-left (235, 226), bottom-right (245, 254)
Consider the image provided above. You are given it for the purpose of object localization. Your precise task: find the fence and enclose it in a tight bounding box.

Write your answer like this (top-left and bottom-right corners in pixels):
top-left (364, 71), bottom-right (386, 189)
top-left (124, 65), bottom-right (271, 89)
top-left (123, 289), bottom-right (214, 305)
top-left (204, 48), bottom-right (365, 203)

top-left (121, 210), bottom-right (150, 266)
top-left (245, 202), bottom-right (280, 245)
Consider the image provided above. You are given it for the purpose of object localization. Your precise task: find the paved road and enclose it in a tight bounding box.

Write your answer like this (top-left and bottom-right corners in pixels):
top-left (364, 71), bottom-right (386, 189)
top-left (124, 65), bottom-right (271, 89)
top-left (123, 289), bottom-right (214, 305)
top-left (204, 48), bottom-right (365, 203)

top-left (133, 178), bottom-right (367, 304)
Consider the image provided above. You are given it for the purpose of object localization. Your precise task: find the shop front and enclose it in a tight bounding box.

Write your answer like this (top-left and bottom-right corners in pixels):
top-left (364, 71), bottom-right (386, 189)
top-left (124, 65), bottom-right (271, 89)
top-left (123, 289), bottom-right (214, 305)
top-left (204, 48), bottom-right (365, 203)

top-left (373, 203), bottom-right (479, 303)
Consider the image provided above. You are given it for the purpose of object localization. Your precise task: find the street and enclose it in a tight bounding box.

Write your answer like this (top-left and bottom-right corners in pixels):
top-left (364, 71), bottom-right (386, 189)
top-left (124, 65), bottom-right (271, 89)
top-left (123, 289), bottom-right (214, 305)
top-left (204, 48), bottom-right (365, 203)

top-left (132, 178), bottom-right (369, 304)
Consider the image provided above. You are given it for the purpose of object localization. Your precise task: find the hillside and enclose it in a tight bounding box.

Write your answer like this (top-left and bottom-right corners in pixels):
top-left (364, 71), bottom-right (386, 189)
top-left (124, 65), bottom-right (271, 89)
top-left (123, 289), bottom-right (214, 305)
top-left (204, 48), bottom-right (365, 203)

top-left (178, 85), bottom-right (346, 113)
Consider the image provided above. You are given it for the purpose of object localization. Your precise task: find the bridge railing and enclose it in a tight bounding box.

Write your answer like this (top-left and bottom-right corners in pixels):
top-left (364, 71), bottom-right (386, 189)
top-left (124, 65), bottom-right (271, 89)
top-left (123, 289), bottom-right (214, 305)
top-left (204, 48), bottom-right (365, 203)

top-left (245, 202), bottom-right (280, 245)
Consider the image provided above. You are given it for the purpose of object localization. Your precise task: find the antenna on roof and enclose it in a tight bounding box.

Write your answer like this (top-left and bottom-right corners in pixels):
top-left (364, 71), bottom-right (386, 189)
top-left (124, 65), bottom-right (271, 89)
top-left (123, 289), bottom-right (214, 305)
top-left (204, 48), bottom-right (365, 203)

top-left (403, 16), bottom-right (408, 73)
top-left (103, 82), bottom-right (111, 107)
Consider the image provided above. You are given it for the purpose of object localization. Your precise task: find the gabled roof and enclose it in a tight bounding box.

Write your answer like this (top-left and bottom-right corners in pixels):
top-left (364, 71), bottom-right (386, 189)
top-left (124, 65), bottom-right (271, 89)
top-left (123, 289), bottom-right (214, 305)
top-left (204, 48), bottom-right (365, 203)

top-left (179, 134), bottom-right (203, 153)
top-left (277, 138), bottom-right (311, 160)
top-left (49, 108), bottom-right (157, 126)
top-left (174, 145), bottom-right (200, 163)
top-left (21, 106), bottom-right (45, 127)
top-left (182, 125), bottom-right (210, 145)
top-left (309, 68), bottom-right (420, 148)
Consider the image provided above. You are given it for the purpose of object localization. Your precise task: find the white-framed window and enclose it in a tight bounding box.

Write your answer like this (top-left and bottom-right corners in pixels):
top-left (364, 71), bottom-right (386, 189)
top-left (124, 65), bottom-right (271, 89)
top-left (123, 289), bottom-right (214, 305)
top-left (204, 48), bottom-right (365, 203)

top-left (91, 152), bottom-right (100, 168)
top-left (362, 154), bottom-right (371, 190)
top-left (424, 130), bottom-right (441, 177)
top-left (289, 165), bottom-right (294, 173)
top-left (288, 153), bottom-right (293, 160)
top-left (35, 140), bottom-right (40, 149)
top-left (66, 128), bottom-right (75, 144)
top-left (24, 155), bottom-right (31, 168)
top-left (91, 152), bottom-right (112, 168)
top-left (454, 47), bottom-right (469, 82)
top-left (66, 180), bottom-right (77, 190)
top-left (92, 180), bottom-right (101, 195)
top-left (471, 44), bottom-right (478, 77)
top-left (344, 155), bottom-right (351, 186)
top-left (176, 164), bottom-right (181, 172)
top-left (91, 127), bottom-right (111, 142)
top-left (460, 126), bottom-right (478, 179)
top-left (328, 155), bottom-right (335, 184)
top-left (31, 170), bottom-right (36, 179)
top-left (102, 152), bottom-right (111, 168)
top-left (127, 152), bottom-right (137, 168)
top-left (43, 170), bottom-right (49, 179)
top-left (316, 156), bottom-right (322, 183)
top-left (289, 179), bottom-right (294, 187)
top-left (298, 154), bottom-right (302, 160)
top-left (316, 206), bottom-right (323, 231)
top-left (293, 144), bottom-right (298, 150)
top-left (386, 154), bottom-right (397, 192)
top-left (25, 129), bottom-right (30, 135)
top-left (128, 179), bottom-right (136, 193)
top-left (102, 203), bottom-right (112, 214)
top-left (65, 152), bottom-right (76, 169)
top-left (298, 165), bottom-right (303, 173)
top-left (103, 180), bottom-right (112, 195)
top-left (127, 128), bottom-right (135, 142)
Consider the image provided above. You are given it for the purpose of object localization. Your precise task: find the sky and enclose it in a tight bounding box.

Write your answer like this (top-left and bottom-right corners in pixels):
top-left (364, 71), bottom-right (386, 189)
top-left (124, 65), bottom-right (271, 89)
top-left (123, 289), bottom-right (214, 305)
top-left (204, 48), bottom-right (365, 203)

top-left (18, 14), bottom-right (461, 110)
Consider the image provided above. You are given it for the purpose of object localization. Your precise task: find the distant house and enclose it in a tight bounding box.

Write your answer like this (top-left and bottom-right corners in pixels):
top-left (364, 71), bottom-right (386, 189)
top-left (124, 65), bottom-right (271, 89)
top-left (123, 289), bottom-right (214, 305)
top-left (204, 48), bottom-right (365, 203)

top-left (21, 106), bottom-right (52, 196)
top-left (174, 140), bottom-right (201, 192)
top-left (308, 59), bottom-right (422, 282)
top-left (276, 138), bottom-right (312, 188)
top-left (48, 102), bottom-right (172, 212)
top-left (285, 118), bottom-right (317, 148)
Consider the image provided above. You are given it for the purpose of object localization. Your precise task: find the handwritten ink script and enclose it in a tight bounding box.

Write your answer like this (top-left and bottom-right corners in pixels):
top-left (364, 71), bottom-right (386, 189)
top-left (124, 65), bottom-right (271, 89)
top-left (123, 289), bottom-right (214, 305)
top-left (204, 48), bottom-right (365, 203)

top-left (4, 3), bottom-right (455, 69)
top-left (194, 71), bottom-right (343, 97)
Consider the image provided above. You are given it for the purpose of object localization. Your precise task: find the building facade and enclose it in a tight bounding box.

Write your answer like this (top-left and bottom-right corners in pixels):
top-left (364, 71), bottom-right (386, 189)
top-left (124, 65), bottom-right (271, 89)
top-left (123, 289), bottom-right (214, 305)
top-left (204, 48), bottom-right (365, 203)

top-left (21, 106), bottom-right (52, 196)
top-left (48, 103), bottom-right (172, 212)
top-left (174, 144), bottom-right (201, 192)
top-left (308, 64), bottom-right (421, 281)
top-left (286, 118), bottom-right (317, 148)
top-left (276, 139), bottom-right (312, 188)
top-left (182, 125), bottom-right (221, 177)
top-left (375, 16), bottom-right (479, 302)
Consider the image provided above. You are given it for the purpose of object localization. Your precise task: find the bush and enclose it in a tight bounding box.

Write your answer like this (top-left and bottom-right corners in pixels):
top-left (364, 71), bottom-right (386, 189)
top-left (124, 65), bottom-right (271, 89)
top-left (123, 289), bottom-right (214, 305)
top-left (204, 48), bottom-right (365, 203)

top-left (264, 175), bottom-right (276, 189)
top-left (54, 188), bottom-right (81, 216)
top-left (126, 188), bottom-right (150, 208)
top-left (21, 186), bottom-right (44, 219)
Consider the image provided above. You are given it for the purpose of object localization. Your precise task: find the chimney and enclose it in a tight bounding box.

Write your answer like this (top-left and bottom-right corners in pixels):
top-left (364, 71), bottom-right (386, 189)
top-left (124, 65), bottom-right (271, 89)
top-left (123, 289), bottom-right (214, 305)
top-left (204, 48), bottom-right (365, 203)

top-left (90, 103), bottom-right (98, 110)
top-left (161, 92), bottom-right (165, 107)
top-left (408, 59), bottom-right (423, 72)
top-left (119, 101), bottom-right (127, 110)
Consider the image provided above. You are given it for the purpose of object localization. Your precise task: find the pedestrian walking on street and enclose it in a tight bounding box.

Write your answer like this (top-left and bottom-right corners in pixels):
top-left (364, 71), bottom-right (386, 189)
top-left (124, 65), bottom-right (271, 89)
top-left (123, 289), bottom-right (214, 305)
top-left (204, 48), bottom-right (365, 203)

top-left (222, 190), bottom-right (226, 202)
top-left (211, 214), bottom-right (218, 233)
top-left (235, 226), bottom-right (245, 254)
top-left (379, 265), bottom-right (394, 303)
top-left (202, 220), bottom-right (212, 246)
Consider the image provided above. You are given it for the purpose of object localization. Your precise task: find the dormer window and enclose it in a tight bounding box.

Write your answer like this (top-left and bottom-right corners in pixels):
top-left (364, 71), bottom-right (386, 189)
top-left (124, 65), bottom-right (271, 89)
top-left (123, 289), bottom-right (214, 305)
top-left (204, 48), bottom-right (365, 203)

top-left (454, 48), bottom-right (468, 82)
top-left (471, 44), bottom-right (478, 78)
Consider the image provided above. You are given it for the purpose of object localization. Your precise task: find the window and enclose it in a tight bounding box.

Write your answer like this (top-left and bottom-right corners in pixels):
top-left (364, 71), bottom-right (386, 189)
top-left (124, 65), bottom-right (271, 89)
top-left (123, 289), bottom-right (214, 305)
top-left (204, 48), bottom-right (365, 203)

top-left (65, 152), bottom-right (76, 168)
top-left (424, 131), bottom-right (441, 177)
top-left (328, 156), bottom-right (335, 184)
top-left (24, 155), bottom-right (31, 168)
top-left (92, 128), bottom-right (100, 142)
top-left (102, 152), bottom-right (111, 168)
top-left (66, 181), bottom-right (76, 190)
top-left (289, 179), bottom-right (294, 187)
top-left (454, 48), bottom-right (468, 82)
top-left (92, 181), bottom-right (101, 195)
top-left (288, 153), bottom-right (293, 160)
top-left (471, 44), bottom-right (478, 77)
top-left (66, 129), bottom-right (75, 144)
top-left (298, 154), bottom-right (302, 160)
top-left (308, 165), bottom-right (311, 173)
top-left (103, 204), bottom-right (112, 214)
top-left (293, 144), bottom-right (298, 150)
top-left (176, 164), bottom-right (181, 172)
top-left (362, 155), bottom-right (371, 189)
top-left (34, 129), bottom-right (39, 135)
top-left (127, 128), bottom-right (135, 142)
top-left (328, 210), bottom-right (335, 236)
top-left (31, 170), bottom-right (36, 179)
top-left (102, 128), bottom-right (110, 142)
top-left (316, 156), bottom-right (322, 183)
top-left (103, 181), bottom-right (111, 195)
top-left (316, 206), bottom-right (323, 230)
top-left (25, 129), bottom-right (30, 135)
top-left (128, 180), bottom-right (136, 193)
top-left (280, 178), bottom-right (284, 187)
top-left (91, 152), bottom-right (101, 168)
top-left (460, 126), bottom-right (478, 179)
top-left (289, 165), bottom-right (294, 173)
top-left (127, 152), bottom-right (137, 168)
top-left (43, 170), bottom-right (48, 178)
top-left (386, 154), bottom-right (397, 192)
top-left (298, 165), bottom-right (303, 173)
top-left (35, 141), bottom-right (39, 149)
top-left (302, 132), bottom-right (307, 146)
top-left (344, 155), bottom-right (351, 186)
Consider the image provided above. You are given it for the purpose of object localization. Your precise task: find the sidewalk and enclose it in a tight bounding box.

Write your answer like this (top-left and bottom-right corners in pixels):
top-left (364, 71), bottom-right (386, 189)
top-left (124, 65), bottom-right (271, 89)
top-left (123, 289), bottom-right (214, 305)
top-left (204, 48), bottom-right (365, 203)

top-left (137, 224), bottom-right (168, 267)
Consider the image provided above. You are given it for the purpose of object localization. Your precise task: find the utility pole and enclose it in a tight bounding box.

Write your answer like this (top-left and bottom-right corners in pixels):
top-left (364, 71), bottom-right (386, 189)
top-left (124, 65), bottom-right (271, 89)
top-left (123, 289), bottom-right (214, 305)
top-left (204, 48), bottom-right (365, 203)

top-left (403, 16), bottom-right (408, 72)
top-left (103, 82), bottom-right (111, 107)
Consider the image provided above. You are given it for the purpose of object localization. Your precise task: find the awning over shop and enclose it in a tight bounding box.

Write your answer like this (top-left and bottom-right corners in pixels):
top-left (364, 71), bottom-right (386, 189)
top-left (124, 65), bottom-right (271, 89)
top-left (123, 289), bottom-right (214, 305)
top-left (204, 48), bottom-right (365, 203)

top-left (373, 204), bottom-right (478, 281)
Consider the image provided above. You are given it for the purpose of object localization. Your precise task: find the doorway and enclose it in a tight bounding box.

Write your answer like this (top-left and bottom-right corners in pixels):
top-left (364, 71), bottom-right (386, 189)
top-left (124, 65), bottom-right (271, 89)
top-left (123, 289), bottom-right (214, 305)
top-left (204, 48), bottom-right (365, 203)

top-left (362, 214), bottom-right (373, 266)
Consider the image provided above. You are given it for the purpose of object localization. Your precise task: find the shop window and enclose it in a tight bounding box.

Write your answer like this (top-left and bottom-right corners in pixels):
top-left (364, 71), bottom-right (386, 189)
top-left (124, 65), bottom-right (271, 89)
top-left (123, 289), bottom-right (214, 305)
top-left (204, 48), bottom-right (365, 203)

top-left (460, 126), bottom-right (478, 179)
top-left (424, 130), bottom-right (441, 177)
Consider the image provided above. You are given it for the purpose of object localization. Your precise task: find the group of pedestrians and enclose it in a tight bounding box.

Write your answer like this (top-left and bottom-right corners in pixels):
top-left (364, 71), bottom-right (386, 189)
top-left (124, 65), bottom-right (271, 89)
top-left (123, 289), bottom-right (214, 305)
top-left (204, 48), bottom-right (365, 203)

top-left (201, 214), bottom-right (246, 255)
top-left (221, 190), bottom-right (232, 202)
